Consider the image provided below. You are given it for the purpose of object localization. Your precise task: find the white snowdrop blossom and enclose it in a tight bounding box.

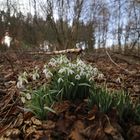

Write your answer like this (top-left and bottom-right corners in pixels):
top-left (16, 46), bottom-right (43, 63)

top-left (79, 71), bottom-right (87, 77)
top-left (52, 55), bottom-right (69, 65)
top-left (116, 77), bottom-right (121, 83)
top-left (57, 77), bottom-right (64, 83)
top-left (32, 73), bottom-right (40, 80)
top-left (46, 72), bottom-right (53, 79)
top-left (21, 97), bottom-right (26, 103)
top-left (89, 76), bottom-right (95, 82)
top-left (76, 59), bottom-right (86, 67)
top-left (17, 73), bottom-right (28, 89)
top-left (58, 67), bottom-right (66, 74)
top-left (32, 67), bottom-right (40, 80)
top-left (75, 74), bottom-right (81, 80)
top-left (97, 73), bottom-right (104, 80)
top-left (22, 71), bottom-right (28, 78)
top-left (58, 55), bottom-right (69, 64)
top-left (67, 68), bottom-right (74, 75)
top-left (50, 58), bottom-right (56, 63)
top-left (26, 93), bottom-right (32, 100)
top-left (43, 68), bottom-right (53, 79)
top-left (92, 68), bottom-right (99, 76)
top-left (48, 61), bottom-right (57, 67)
top-left (43, 67), bottom-right (49, 75)
top-left (68, 63), bottom-right (77, 69)
top-left (17, 80), bottom-right (24, 89)
top-left (58, 67), bottom-right (74, 75)
top-left (70, 82), bottom-right (75, 86)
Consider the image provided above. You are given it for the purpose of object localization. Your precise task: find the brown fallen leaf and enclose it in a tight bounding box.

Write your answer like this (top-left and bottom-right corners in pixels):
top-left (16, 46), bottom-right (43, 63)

top-left (42, 120), bottom-right (56, 130)
top-left (103, 115), bottom-right (124, 140)
top-left (104, 123), bottom-right (124, 140)
top-left (53, 101), bottom-right (71, 114)
top-left (69, 120), bottom-right (85, 140)
top-left (88, 115), bottom-right (95, 121)
top-left (31, 116), bottom-right (42, 125)
top-left (2, 128), bottom-right (20, 138)
top-left (127, 125), bottom-right (140, 140)
top-left (81, 122), bottom-right (108, 140)
top-left (26, 125), bottom-right (37, 136)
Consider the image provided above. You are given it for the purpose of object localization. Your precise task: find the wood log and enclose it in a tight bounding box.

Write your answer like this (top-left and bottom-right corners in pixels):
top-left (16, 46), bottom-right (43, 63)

top-left (28, 48), bottom-right (83, 55)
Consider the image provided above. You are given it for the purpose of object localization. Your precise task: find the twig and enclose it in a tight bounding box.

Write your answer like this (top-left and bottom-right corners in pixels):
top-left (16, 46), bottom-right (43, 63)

top-left (106, 50), bottom-right (132, 74)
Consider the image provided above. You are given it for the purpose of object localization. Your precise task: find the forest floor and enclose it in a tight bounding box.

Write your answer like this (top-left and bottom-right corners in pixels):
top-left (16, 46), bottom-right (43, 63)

top-left (0, 49), bottom-right (140, 140)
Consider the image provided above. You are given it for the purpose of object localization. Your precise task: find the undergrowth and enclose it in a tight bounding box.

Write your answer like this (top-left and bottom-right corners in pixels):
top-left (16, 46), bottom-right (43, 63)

top-left (17, 55), bottom-right (140, 123)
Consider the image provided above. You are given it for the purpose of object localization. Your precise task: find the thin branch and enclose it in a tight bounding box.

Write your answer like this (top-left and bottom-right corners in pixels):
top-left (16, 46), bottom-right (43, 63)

top-left (106, 50), bottom-right (132, 74)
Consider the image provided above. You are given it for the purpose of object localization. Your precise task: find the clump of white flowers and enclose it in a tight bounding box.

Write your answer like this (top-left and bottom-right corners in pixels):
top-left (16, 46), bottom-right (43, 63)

top-left (17, 55), bottom-right (105, 103)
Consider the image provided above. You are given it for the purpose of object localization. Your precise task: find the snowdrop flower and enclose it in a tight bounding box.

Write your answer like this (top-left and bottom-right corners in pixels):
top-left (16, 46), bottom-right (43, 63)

top-left (86, 73), bottom-right (90, 79)
top-left (25, 93), bottom-right (32, 100)
top-left (43, 68), bottom-right (53, 79)
top-left (45, 73), bottom-right (52, 79)
top-left (58, 67), bottom-right (66, 74)
top-left (68, 63), bottom-right (73, 68)
top-left (17, 80), bottom-right (24, 89)
top-left (17, 75), bottom-right (28, 89)
top-left (59, 67), bottom-right (74, 75)
top-left (43, 67), bottom-right (49, 75)
top-left (88, 65), bottom-right (94, 71)
top-left (76, 59), bottom-right (85, 66)
top-left (80, 71), bottom-right (87, 77)
top-left (48, 61), bottom-right (57, 67)
top-left (97, 73), bottom-right (104, 80)
top-left (67, 68), bottom-right (74, 75)
top-left (32, 73), bottom-right (40, 80)
top-left (58, 55), bottom-right (69, 64)
top-left (32, 67), bottom-right (40, 80)
top-left (22, 71), bottom-right (28, 78)
top-left (75, 74), bottom-right (81, 80)
top-left (49, 58), bottom-right (57, 63)
top-left (116, 77), bottom-right (121, 83)
top-left (70, 82), bottom-right (75, 86)
top-left (89, 76), bottom-right (95, 82)
top-left (21, 97), bottom-right (26, 103)
top-left (57, 77), bottom-right (64, 83)
top-left (92, 68), bottom-right (98, 76)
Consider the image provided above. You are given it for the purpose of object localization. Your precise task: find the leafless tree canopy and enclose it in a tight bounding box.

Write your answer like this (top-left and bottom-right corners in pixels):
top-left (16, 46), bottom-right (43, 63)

top-left (0, 0), bottom-right (139, 55)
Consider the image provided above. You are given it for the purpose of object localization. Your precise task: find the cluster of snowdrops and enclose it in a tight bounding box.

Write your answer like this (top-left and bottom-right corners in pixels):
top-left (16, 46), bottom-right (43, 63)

top-left (17, 55), bottom-right (140, 122)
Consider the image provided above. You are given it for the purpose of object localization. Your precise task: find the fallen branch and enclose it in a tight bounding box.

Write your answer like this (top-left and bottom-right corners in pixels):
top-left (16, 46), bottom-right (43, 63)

top-left (28, 48), bottom-right (83, 55)
top-left (106, 50), bottom-right (132, 74)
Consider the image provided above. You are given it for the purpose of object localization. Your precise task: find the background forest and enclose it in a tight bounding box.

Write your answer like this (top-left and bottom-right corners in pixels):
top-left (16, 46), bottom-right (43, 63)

top-left (0, 0), bottom-right (139, 55)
